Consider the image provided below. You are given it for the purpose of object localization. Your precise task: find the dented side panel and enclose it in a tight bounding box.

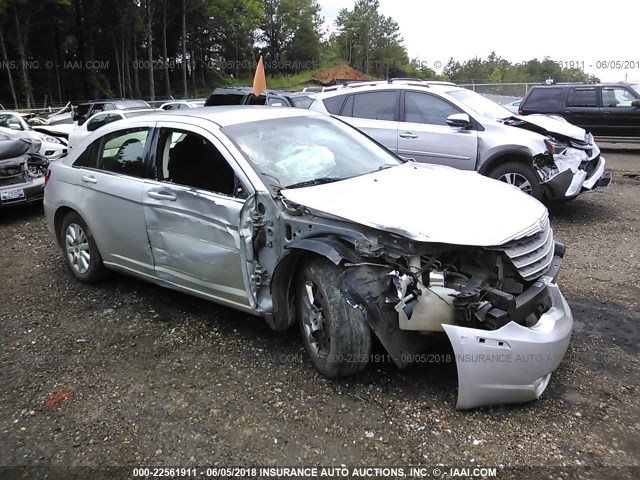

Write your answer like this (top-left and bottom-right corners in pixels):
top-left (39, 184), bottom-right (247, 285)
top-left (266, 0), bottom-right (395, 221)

top-left (142, 180), bottom-right (252, 309)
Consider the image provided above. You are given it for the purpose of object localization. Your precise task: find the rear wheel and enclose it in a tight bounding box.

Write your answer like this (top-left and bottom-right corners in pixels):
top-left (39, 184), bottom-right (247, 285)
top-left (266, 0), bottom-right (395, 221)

top-left (489, 161), bottom-right (544, 202)
top-left (297, 258), bottom-right (372, 378)
top-left (60, 212), bottom-right (107, 283)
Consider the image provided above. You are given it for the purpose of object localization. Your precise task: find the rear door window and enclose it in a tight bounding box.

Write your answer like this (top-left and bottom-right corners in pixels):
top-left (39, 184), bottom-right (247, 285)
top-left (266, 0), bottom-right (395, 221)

top-left (96, 127), bottom-right (151, 178)
top-left (567, 88), bottom-right (597, 107)
top-left (523, 87), bottom-right (565, 110)
top-left (352, 91), bottom-right (397, 121)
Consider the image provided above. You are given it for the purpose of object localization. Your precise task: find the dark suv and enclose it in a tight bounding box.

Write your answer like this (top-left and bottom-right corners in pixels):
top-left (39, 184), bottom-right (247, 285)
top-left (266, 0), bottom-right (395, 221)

top-left (519, 83), bottom-right (640, 139)
top-left (73, 99), bottom-right (150, 126)
top-left (204, 86), bottom-right (315, 108)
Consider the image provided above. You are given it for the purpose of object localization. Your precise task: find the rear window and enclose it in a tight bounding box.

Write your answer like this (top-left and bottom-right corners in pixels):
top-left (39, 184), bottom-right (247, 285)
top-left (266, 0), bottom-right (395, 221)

top-left (567, 88), bottom-right (597, 107)
top-left (323, 95), bottom-right (348, 115)
top-left (205, 93), bottom-right (246, 106)
top-left (523, 87), bottom-right (565, 110)
top-left (75, 104), bottom-right (91, 116)
top-left (352, 91), bottom-right (396, 121)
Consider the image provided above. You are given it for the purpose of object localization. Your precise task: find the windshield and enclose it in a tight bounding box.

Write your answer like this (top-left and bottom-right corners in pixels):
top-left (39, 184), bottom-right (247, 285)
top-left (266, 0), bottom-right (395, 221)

top-left (631, 84), bottom-right (640, 96)
top-left (289, 94), bottom-right (315, 109)
top-left (224, 115), bottom-right (401, 190)
top-left (447, 89), bottom-right (514, 121)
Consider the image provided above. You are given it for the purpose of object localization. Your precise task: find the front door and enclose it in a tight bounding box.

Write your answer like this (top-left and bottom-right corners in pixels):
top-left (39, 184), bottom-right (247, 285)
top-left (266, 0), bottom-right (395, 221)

top-left (398, 91), bottom-right (478, 169)
top-left (142, 124), bottom-right (253, 310)
top-left (599, 86), bottom-right (640, 137)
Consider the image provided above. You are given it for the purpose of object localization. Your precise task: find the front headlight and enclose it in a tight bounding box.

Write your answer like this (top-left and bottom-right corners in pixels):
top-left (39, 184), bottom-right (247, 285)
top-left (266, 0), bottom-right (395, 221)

top-left (544, 137), bottom-right (569, 155)
top-left (40, 134), bottom-right (62, 144)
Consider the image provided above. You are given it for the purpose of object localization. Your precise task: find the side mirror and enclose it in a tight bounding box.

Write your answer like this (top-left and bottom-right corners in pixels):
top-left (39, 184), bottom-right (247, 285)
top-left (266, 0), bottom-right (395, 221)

top-left (631, 99), bottom-right (640, 108)
top-left (8, 123), bottom-right (22, 131)
top-left (446, 113), bottom-right (473, 129)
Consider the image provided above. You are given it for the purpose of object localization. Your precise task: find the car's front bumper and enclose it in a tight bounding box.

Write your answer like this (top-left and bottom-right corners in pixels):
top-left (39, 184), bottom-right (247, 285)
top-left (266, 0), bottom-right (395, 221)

top-left (542, 147), bottom-right (611, 200)
top-left (442, 277), bottom-right (572, 410)
top-left (0, 176), bottom-right (45, 207)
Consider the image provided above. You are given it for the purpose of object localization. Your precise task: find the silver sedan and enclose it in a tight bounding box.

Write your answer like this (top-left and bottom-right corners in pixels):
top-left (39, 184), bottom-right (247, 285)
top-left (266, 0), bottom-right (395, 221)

top-left (44, 107), bottom-right (573, 409)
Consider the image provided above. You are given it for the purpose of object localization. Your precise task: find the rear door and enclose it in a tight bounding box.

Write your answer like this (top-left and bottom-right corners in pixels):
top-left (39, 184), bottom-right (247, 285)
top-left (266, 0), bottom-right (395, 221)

top-left (564, 86), bottom-right (602, 134)
top-left (397, 90), bottom-right (478, 169)
top-left (520, 87), bottom-right (565, 115)
top-left (142, 123), bottom-right (254, 310)
top-left (71, 124), bottom-right (155, 276)
top-left (599, 86), bottom-right (640, 137)
top-left (337, 90), bottom-right (399, 154)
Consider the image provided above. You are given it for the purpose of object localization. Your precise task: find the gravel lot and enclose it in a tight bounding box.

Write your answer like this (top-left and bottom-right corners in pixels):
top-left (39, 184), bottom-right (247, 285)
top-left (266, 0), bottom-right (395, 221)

top-left (1, 148), bottom-right (639, 479)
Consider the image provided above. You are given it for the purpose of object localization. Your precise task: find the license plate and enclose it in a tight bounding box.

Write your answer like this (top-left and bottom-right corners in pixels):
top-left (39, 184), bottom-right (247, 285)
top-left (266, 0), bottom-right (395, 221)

top-left (1, 189), bottom-right (25, 201)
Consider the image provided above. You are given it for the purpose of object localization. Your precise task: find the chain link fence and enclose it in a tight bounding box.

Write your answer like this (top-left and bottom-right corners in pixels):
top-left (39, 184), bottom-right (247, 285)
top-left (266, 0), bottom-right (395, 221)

top-left (459, 82), bottom-right (537, 105)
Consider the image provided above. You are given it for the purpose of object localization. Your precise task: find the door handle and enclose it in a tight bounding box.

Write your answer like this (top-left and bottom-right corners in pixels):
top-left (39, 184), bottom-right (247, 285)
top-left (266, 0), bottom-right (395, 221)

top-left (399, 132), bottom-right (418, 139)
top-left (147, 191), bottom-right (177, 201)
top-left (81, 175), bottom-right (97, 184)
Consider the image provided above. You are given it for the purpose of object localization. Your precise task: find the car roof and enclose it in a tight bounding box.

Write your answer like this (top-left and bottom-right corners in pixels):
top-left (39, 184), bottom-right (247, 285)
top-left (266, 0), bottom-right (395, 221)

top-left (530, 82), bottom-right (640, 88)
top-left (211, 86), bottom-right (295, 95)
top-left (313, 80), bottom-right (463, 99)
top-left (98, 105), bottom-right (321, 128)
top-left (77, 99), bottom-right (150, 107)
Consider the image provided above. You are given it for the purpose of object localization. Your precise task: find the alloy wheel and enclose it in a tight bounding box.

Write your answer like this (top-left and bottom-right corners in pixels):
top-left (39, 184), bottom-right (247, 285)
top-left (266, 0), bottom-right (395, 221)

top-left (498, 172), bottom-right (533, 195)
top-left (301, 281), bottom-right (330, 358)
top-left (65, 223), bottom-right (91, 274)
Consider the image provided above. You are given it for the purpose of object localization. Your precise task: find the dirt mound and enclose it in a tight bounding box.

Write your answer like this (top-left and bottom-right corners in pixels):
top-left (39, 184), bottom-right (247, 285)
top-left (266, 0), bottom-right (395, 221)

top-left (312, 65), bottom-right (370, 84)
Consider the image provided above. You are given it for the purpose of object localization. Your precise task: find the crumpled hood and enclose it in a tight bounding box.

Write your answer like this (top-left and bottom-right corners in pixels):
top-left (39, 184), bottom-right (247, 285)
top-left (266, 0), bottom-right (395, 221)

top-left (281, 163), bottom-right (548, 247)
top-left (508, 114), bottom-right (587, 141)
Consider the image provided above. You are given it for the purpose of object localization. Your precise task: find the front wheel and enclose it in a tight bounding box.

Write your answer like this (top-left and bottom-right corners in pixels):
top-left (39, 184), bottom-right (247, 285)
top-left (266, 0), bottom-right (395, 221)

top-left (60, 212), bottom-right (107, 283)
top-left (488, 161), bottom-right (544, 202)
top-left (297, 258), bottom-right (372, 378)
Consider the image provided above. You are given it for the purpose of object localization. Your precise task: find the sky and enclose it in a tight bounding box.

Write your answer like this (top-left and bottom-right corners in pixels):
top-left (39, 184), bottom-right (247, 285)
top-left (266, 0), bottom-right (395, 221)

top-left (317, 0), bottom-right (640, 83)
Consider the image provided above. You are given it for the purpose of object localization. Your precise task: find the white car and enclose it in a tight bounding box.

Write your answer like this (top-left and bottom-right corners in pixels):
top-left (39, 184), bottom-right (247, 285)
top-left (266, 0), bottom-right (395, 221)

top-left (0, 112), bottom-right (68, 160)
top-left (68, 109), bottom-right (158, 148)
top-left (159, 100), bottom-right (205, 110)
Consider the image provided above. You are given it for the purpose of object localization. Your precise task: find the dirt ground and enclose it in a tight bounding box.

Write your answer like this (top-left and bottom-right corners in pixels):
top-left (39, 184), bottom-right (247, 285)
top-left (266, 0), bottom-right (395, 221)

top-left (1, 147), bottom-right (639, 479)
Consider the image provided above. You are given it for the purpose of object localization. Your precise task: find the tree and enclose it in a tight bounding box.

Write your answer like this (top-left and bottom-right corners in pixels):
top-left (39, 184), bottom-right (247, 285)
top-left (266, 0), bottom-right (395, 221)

top-left (332, 0), bottom-right (409, 77)
top-left (259, 0), bottom-right (322, 73)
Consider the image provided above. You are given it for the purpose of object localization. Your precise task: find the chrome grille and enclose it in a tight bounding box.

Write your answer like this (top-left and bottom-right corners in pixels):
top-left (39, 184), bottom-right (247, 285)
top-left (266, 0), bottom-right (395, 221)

top-left (501, 222), bottom-right (555, 281)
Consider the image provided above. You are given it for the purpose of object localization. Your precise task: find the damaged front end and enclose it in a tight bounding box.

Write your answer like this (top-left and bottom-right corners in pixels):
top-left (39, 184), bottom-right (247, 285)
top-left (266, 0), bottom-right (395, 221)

top-left (506, 117), bottom-right (612, 201)
top-left (535, 133), bottom-right (611, 200)
top-left (0, 138), bottom-right (48, 207)
top-left (334, 215), bottom-right (572, 409)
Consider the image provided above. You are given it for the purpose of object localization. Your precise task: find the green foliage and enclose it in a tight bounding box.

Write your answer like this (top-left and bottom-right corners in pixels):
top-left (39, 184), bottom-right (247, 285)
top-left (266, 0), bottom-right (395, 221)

top-left (331, 0), bottom-right (411, 78)
top-left (0, 0), bottom-right (601, 107)
top-left (259, 0), bottom-right (323, 73)
top-left (443, 52), bottom-right (596, 85)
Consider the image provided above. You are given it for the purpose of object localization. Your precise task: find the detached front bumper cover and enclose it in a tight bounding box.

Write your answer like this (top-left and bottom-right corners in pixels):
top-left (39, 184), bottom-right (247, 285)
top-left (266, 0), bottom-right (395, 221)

top-left (442, 254), bottom-right (573, 409)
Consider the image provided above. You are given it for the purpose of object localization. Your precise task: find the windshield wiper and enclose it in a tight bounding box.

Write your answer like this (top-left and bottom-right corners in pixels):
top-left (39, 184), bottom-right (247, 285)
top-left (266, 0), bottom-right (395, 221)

top-left (284, 177), bottom-right (345, 189)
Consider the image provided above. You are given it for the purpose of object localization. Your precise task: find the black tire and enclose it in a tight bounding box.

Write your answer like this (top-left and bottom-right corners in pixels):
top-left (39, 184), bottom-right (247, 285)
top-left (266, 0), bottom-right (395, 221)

top-left (488, 161), bottom-right (545, 202)
top-left (60, 211), bottom-right (107, 283)
top-left (297, 258), bottom-right (372, 378)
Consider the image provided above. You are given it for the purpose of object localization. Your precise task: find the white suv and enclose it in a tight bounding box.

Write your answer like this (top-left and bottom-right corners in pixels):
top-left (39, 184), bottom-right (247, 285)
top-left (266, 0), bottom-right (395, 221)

top-left (309, 79), bottom-right (611, 203)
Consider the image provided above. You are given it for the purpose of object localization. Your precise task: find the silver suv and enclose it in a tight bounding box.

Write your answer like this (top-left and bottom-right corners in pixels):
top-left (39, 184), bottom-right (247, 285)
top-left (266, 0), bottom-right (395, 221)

top-left (309, 80), bottom-right (611, 203)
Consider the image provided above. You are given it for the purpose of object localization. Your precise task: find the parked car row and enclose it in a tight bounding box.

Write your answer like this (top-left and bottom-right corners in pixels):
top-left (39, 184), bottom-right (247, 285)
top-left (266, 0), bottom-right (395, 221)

top-left (10, 80), bottom-right (618, 410)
